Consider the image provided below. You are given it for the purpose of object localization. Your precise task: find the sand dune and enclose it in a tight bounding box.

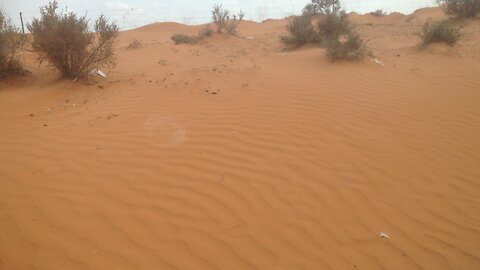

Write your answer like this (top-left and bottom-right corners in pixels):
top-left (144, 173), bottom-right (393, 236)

top-left (1, 7), bottom-right (480, 270)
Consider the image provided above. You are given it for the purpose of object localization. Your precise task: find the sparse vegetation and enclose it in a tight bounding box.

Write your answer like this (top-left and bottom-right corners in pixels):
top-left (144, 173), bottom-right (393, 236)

top-left (303, 0), bottom-right (342, 15)
top-left (212, 4), bottom-right (245, 34)
top-left (370, 9), bottom-right (387, 17)
top-left (0, 10), bottom-right (26, 77)
top-left (326, 33), bottom-right (368, 61)
top-left (419, 19), bottom-right (460, 46)
top-left (437, 0), bottom-right (480, 18)
top-left (281, 15), bottom-right (318, 46)
top-left (171, 34), bottom-right (199, 44)
top-left (28, 1), bottom-right (118, 79)
top-left (318, 10), bottom-right (351, 44)
top-left (127, 39), bottom-right (142, 49)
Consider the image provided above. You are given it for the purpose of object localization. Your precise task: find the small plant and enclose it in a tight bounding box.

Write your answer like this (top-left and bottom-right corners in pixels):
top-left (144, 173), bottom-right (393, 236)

top-left (370, 9), bottom-right (387, 17)
top-left (28, 1), bottom-right (118, 79)
top-left (318, 11), bottom-right (351, 43)
top-left (419, 19), bottom-right (460, 46)
top-left (198, 25), bottom-right (213, 38)
top-left (171, 34), bottom-right (198, 44)
top-left (437, 0), bottom-right (480, 18)
top-left (212, 4), bottom-right (244, 34)
top-left (127, 39), bottom-right (142, 49)
top-left (326, 32), bottom-right (367, 61)
top-left (171, 26), bottom-right (214, 46)
top-left (303, 0), bottom-right (342, 15)
top-left (281, 15), bottom-right (318, 46)
top-left (0, 10), bottom-right (26, 77)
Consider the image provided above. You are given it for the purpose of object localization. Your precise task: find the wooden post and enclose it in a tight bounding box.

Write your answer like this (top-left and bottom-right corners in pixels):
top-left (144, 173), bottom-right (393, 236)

top-left (19, 12), bottom-right (25, 34)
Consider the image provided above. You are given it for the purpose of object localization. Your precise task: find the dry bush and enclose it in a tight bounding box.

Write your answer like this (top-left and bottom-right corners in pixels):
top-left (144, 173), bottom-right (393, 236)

top-left (171, 34), bottom-right (199, 44)
top-left (420, 19), bottom-right (460, 46)
top-left (212, 4), bottom-right (245, 34)
top-left (127, 39), bottom-right (142, 49)
top-left (0, 10), bottom-right (26, 77)
top-left (437, 0), bottom-right (480, 18)
top-left (281, 15), bottom-right (319, 46)
top-left (318, 11), bottom-right (352, 43)
top-left (172, 26), bottom-right (213, 46)
top-left (370, 9), bottom-right (387, 17)
top-left (303, 0), bottom-right (341, 15)
top-left (281, 8), bottom-right (358, 49)
top-left (28, 1), bottom-right (118, 79)
top-left (281, 5), bottom-right (369, 62)
top-left (198, 25), bottom-right (214, 38)
top-left (326, 33), bottom-right (368, 61)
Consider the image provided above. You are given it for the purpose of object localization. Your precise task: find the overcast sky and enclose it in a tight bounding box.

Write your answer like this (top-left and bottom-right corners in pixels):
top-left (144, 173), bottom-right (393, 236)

top-left (2, 0), bottom-right (436, 30)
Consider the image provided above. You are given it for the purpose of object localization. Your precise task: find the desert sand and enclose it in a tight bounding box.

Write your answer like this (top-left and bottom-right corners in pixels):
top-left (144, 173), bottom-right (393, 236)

top-left (1, 7), bottom-right (480, 270)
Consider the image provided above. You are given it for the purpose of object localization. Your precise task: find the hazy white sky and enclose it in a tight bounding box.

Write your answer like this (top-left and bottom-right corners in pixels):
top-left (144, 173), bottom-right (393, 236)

top-left (2, 0), bottom-right (436, 29)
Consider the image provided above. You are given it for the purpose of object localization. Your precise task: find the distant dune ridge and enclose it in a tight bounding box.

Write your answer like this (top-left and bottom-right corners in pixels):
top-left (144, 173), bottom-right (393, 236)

top-left (1, 7), bottom-right (480, 270)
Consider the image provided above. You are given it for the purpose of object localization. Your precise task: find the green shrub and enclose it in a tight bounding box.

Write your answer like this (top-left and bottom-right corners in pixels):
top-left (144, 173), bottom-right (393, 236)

top-left (437, 0), bottom-right (480, 18)
top-left (171, 34), bottom-right (199, 44)
top-left (212, 4), bottom-right (245, 34)
top-left (303, 0), bottom-right (342, 15)
top-left (318, 11), bottom-right (351, 43)
top-left (420, 19), bottom-right (460, 46)
top-left (281, 15), bottom-right (319, 46)
top-left (0, 10), bottom-right (26, 77)
top-left (28, 1), bottom-right (118, 79)
top-left (326, 33), bottom-right (367, 61)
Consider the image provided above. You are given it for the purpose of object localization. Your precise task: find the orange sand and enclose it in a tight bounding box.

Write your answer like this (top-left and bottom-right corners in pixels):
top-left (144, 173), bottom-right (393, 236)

top-left (1, 7), bottom-right (480, 270)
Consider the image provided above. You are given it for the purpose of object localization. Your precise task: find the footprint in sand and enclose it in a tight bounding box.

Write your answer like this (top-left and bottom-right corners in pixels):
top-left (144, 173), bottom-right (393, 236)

top-left (143, 116), bottom-right (186, 148)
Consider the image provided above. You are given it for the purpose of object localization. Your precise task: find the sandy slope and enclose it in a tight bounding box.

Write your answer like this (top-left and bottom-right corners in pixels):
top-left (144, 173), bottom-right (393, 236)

top-left (1, 7), bottom-right (480, 270)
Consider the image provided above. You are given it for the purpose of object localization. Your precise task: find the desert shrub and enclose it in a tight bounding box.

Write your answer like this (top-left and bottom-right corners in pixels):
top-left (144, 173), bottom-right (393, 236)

top-left (281, 15), bottom-right (319, 46)
top-left (370, 9), bottom-right (387, 17)
top-left (171, 34), bottom-right (198, 44)
top-left (420, 19), bottom-right (460, 46)
top-left (318, 11), bottom-right (351, 43)
top-left (172, 26), bottom-right (213, 45)
top-left (127, 39), bottom-right (142, 49)
top-left (198, 25), bottom-right (213, 38)
top-left (212, 4), bottom-right (245, 34)
top-left (326, 32), bottom-right (367, 61)
top-left (303, 0), bottom-right (342, 15)
top-left (28, 1), bottom-right (118, 79)
top-left (437, 0), bottom-right (480, 18)
top-left (0, 10), bottom-right (26, 77)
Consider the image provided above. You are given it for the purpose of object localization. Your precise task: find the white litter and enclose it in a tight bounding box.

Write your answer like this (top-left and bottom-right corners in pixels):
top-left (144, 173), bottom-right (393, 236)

top-left (372, 58), bottom-right (384, 66)
top-left (89, 69), bottom-right (108, 78)
top-left (379, 232), bottom-right (390, 239)
top-left (246, 36), bottom-right (255, 40)
top-left (96, 70), bottom-right (107, 78)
